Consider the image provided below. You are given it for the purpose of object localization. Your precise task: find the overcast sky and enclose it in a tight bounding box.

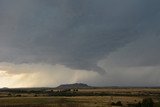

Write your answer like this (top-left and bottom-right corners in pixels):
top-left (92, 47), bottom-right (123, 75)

top-left (0, 0), bottom-right (160, 87)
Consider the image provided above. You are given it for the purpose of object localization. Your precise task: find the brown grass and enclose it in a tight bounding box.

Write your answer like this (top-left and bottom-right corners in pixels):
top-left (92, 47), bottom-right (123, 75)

top-left (0, 96), bottom-right (144, 107)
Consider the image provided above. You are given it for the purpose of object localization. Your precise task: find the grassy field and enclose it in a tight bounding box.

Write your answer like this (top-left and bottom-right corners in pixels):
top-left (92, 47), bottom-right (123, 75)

top-left (0, 88), bottom-right (160, 107)
top-left (0, 96), bottom-right (143, 107)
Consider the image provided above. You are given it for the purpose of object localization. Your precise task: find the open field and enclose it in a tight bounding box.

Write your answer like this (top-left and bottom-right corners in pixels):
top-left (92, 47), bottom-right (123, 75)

top-left (0, 88), bottom-right (160, 107)
top-left (0, 96), bottom-right (142, 107)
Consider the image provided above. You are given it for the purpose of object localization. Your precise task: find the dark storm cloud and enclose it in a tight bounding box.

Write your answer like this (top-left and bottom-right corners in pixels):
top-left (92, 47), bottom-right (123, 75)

top-left (0, 0), bottom-right (160, 73)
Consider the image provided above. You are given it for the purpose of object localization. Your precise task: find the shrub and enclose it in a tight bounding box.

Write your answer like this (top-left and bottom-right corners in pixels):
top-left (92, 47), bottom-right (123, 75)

top-left (141, 98), bottom-right (154, 107)
top-left (16, 94), bottom-right (22, 97)
top-left (111, 102), bottom-right (115, 105)
top-left (116, 101), bottom-right (123, 106)
top-left (111, 101), bottom-right (122, 106)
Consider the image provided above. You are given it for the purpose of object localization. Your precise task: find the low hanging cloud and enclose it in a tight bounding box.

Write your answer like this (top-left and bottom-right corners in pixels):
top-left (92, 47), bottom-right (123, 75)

top-left (0, 0), bottom-right (160, 87)
top-left (0, 62), bottom-right (100, 87)
top-left (99, 29), bottom-right (160, 86)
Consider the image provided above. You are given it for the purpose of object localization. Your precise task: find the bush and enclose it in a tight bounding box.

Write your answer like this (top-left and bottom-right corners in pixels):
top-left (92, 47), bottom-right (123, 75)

top-left (16, 94), bottom-right (22, 97)
top-left (111, 101), bottom-right (122, 106)
top-left (8, 93), bottom-right (12, 96)
top-left (116, 101), bottom-right (123, 106)
top-left (111, 102), bottom-right (115, 105)
top-left (141, 98), bottom-right (154, 107)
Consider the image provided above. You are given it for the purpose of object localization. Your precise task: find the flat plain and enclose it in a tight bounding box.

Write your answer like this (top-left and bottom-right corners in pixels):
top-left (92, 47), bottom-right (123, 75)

top-left (0, 87), bottom-right (160, 107)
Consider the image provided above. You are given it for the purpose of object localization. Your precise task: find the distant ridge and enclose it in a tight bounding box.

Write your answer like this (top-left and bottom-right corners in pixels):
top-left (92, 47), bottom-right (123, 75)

top-left (56, 83), bottom-right (91, 89)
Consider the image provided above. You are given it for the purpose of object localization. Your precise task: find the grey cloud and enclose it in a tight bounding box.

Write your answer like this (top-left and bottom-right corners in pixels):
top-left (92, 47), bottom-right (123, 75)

top-left (0, 0), bottom-right (160, 74)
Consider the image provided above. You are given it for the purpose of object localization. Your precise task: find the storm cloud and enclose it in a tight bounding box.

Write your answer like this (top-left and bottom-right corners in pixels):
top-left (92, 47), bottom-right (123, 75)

top-left (0, 0), bottom-right (160, 87)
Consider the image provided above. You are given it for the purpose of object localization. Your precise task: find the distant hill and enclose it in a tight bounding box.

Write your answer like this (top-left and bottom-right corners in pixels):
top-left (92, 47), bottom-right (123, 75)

top-left (56, 83), bottom-right (91, 89)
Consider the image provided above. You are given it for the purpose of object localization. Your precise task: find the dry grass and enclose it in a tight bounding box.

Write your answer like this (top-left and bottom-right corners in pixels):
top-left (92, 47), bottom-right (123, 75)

top-left (0, 88), bottom-right (160, 107)
top-left (0, 96), bottom-right (144, 107)
top-left (78, 88), bottom-right (160, 93)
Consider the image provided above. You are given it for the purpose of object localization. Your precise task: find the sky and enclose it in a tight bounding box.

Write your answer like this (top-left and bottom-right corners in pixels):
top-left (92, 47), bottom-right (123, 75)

top-left (0, 0), bottom-right (160, 87)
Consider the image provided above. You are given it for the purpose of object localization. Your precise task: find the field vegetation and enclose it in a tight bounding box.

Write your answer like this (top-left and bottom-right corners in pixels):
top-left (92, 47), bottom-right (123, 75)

top-left (0, 87), bottom-right (160, 107)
